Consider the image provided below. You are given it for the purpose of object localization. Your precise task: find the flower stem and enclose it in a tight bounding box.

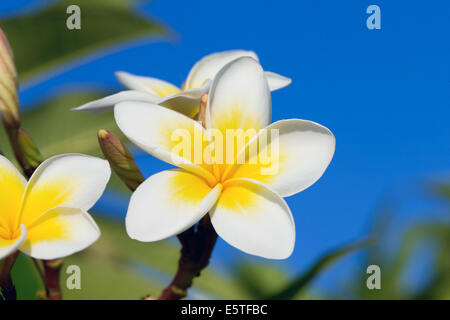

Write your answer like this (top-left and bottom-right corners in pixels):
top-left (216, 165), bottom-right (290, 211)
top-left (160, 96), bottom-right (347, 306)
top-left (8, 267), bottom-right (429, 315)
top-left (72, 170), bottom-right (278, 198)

top-left (0, 251), bottom-right (19, 300)
top-left (31, 259), bottom-right (46, 289)
top-left (42, 259), bottom-right (63, 300)
top-left (159, 216), bottom-right (218, 300)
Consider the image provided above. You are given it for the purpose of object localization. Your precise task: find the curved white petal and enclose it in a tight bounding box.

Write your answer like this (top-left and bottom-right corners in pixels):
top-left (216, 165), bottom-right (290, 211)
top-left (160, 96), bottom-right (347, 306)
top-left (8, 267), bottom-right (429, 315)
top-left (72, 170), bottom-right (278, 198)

top-left (210, 178), bottom-right (295, 259)
top-left (20, 207), bottom-right (100, 260)
top-left (228, 119), bottom-right (335, 197)
top-left (114, 101), bottom-right (216, 184)
top-left (72, 90), bottom-right (160, 114)
top-left (206, 56), bottom-right (271, 133)
top-left (185, 50), bottom-right (258, 90)
top-left (158, 80), bottom-right (211, 118)
top-left (265, 71), bottom-right (292, 91)
top-left (0, 155), bottom-right (26, 234)
top-left (126, 169), bottom-right (221, 242)
top-left (0, 225), bottom-right (26, 260)
top-left (115, 71), bottom-right (181, 97)
top-left (20, 154), bottom-right (111, 227)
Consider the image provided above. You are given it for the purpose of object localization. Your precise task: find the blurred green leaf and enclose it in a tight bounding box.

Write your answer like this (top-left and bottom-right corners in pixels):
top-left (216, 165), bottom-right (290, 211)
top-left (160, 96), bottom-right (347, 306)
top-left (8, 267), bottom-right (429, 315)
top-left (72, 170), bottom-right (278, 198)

top-left (11, 254), bottom-right (44, 300)
top-left (62, 217), bottom-right (250, 299)
top-left (375, 223), bottom-right (450, 300)
top-left (410, 224), bottom-right (450, 299)
top-left (0, 0), bottom-right (166, 83)
top-left (349, 194), bottom-right (450, 300)
top-left (233, 262), bottom-right (290, 299)
top-left (15, 91), bottom-right (122, 157)
top-left (429, 182), bottom-right (450, 201)
top-left (62, 251), bottom-right (163, 300)
top-left (267, 237), bottom-right (374, 300)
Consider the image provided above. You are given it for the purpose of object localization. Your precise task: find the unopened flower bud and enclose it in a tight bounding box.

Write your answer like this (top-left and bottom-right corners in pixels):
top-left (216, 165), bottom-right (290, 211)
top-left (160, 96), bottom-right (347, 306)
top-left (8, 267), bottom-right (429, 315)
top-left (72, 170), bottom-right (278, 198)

top-left (98, 129), bottom-right (145, 191)
top-left (17, 128), bottom-right (43, 172)
top-left (0, 28), bottom-right (19, 129)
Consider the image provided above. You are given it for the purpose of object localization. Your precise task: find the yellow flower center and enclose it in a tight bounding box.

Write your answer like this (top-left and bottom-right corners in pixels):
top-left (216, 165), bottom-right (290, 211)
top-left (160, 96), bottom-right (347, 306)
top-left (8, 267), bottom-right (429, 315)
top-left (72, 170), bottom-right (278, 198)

top-left (0, 222), bottom-right (20, 240)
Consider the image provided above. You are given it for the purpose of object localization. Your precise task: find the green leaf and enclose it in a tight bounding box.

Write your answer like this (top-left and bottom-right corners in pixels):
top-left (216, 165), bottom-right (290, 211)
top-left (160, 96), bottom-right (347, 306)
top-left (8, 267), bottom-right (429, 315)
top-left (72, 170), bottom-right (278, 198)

top-left (429, 182), bottom-right (450, 201)
top-left (0, 0), bottom-right (166, 83)
top-left (0, 91), bottom-right (123, 157)
top-left (411, 224), bottom-right (450, 299)
top-left (11, 254), bottom-right (44, 300)
top-left (62, 217), bottom-right (250, 299)
top-left (390, 224), bottom-right (450, 299)
top-left (233, 261), bottom-right (304, 299)
top-left (267, 237), bottom-right (374, 300)
top-left (354, 221), bottom-right (450, 300)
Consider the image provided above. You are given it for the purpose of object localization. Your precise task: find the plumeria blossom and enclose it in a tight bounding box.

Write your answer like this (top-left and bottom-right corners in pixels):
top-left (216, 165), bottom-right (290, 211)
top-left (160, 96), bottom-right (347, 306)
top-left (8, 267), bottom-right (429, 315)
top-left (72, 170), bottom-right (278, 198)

top-left (73, 50), bottom-right (292, 118)
top-left (114, 57), bottom-right (335, 259)
top-left (0, 154), bottom-right (110, 260)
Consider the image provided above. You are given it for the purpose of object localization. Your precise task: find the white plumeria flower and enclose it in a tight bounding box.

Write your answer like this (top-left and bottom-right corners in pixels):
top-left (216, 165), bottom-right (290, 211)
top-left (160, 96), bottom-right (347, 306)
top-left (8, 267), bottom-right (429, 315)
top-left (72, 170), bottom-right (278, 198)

top-left (73, 50), bottom-right (291, 118)
top-left (115, 57), bottom-right (335, 259)
top-left (0, 154), bottom-right (110, 260)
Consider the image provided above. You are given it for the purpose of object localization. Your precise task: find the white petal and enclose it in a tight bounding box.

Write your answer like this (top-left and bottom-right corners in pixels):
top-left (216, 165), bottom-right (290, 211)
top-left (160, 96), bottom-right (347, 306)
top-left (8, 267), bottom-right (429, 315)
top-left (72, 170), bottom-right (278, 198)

top-left (185, 50), bottom-right (258, 90)
top-left (206, 56), bottom-right (271, 133)
top-left (0, 225), bottom-right (26, 260)
top-left (0, 155), bottom-right (26, 234)
top-left (126, 169), bottom-right (221, 242)
top-left (115, 71), bottom-right (181, 97)
top-left (158, 80), bottom-right (211, 118)
top-left (210, 178), bottom-right (295, 259)
top-left (229, 119), bottom-right (335, 197)
top-left (114, 101), bottom-right (216, 184)
top-left (20, 154), bottom-right (111, 227)
top-left (265, 71), bottom-right (292, 91)
top-left (20, 207), bottom-right (100, 260)
top-left (72, 90), bottom-right (160, 114)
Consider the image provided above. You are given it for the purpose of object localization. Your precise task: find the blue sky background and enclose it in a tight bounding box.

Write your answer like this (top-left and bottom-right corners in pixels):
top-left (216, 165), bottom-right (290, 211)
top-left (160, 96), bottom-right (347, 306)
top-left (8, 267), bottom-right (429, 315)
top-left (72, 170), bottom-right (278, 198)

top-left (1, 0), bottom-right (449, 294)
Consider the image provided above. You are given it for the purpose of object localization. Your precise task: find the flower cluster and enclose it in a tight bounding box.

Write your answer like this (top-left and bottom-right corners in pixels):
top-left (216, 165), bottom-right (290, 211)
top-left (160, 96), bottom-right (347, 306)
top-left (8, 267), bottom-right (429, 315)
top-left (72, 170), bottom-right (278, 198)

top-left (0, 48), bottom-right (335, 295)
top-left (78, 50), bottom-right (336, 259)
top-left (0, 13), bottom-right (336, 300)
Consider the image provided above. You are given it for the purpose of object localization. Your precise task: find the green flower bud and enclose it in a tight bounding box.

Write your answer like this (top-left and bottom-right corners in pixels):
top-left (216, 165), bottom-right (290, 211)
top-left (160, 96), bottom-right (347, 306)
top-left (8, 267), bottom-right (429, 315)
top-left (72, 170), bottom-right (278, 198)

top-left (17, 128), bottom-right (43, 172)
top-left (98, 129), bottom-right (145, 191)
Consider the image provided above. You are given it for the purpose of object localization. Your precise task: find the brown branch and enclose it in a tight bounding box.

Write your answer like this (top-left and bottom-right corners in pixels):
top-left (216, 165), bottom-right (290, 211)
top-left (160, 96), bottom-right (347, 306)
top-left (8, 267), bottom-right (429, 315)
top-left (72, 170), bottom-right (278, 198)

top-left (158, 216), bottom-right (218, 300)
top-left (42, 259), bottom-right (63, 300)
